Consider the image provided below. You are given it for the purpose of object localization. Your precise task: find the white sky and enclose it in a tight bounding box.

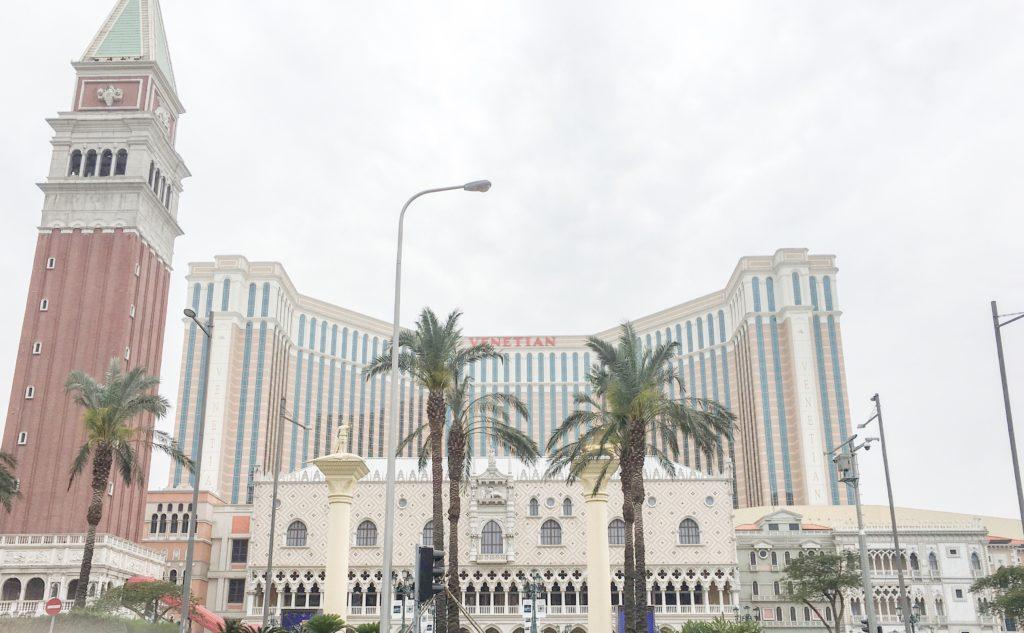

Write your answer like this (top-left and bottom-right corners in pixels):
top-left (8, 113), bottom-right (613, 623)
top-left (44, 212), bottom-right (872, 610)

top-left (0, 1), bottom-right (1022, 521)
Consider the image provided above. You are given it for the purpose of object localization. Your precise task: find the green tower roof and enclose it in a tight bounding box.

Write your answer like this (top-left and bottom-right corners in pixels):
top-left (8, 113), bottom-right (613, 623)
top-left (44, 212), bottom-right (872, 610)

top-left (82, 0), bottom-right (177, 91)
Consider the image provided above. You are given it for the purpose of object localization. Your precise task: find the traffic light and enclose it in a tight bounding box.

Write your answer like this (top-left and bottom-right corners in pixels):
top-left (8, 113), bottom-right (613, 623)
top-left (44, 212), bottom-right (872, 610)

top-left (860, 619), bottom-right (870, 633)
top-left (415, 546), bottom-right (445, 602)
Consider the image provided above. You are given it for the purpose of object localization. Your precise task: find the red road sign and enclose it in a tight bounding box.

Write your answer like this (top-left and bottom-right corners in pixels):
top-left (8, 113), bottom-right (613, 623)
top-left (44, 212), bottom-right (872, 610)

top-left (44, 598), bottom-right (62, 616)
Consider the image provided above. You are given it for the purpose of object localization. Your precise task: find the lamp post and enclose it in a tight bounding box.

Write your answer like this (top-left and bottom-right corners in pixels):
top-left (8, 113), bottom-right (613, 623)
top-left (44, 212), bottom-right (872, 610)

top-left (524, 570), bottom-right (543, 633)
top-left (379, 180), bottom-right (492, 632)
top-left (262, 397), bottom-right (307, 629)
top-left (179, 308), bottom-right (212, 633)
top-left (991, 301), bottom-right (1024, 530)
top-left (859, 394), bottom-right (912, 633)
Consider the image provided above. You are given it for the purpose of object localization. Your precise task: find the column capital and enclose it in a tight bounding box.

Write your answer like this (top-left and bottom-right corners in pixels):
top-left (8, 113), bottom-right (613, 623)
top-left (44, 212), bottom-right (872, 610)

top-left (579, 458), bottom-right (619, 499)
top-left (311, 452), bottom-right (369, 497)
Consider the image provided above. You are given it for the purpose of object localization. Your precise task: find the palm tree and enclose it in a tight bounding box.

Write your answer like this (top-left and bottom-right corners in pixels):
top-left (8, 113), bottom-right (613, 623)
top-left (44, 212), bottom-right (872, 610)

top-left (401, 376), bottom-right (539, 630)
top-left (65, 358), bottom-right (193, 608)
top-left (546, 322), bottom-right (734, 633)
top-left (0, 451), bottom-right (19, 513)
top-left (363, 308), bottom-right (501, 632)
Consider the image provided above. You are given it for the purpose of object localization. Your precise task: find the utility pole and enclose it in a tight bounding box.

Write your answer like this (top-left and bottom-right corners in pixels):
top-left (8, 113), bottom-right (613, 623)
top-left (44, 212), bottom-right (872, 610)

top-left (830, 435), bottom-right (879, 633)
top-left (861, 394), bottom-right (913, 633)
top-left (991, 300), bottom-right (1024, 530)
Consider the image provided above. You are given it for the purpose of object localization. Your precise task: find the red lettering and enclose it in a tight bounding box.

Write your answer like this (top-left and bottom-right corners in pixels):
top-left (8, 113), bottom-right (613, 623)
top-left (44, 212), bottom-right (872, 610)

top-left (544, 336), bottom-right (556, 346)
top-left (502, 337), bottom-right (511, 347)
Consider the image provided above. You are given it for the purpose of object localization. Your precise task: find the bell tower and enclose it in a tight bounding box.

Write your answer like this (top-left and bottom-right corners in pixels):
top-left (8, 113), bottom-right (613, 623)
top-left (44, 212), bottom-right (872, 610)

top-left (0, 0), bottom-right (188, 541)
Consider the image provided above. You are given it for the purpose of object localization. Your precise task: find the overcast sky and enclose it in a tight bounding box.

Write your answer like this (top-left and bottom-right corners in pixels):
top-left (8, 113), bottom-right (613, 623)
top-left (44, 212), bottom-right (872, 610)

top-left (0, 1), bottom-right (1022, 521)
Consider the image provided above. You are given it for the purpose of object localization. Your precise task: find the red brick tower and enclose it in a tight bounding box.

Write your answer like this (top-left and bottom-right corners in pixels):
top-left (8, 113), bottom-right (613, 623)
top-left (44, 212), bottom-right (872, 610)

top-left (0, 0), bottom-right (187, 542)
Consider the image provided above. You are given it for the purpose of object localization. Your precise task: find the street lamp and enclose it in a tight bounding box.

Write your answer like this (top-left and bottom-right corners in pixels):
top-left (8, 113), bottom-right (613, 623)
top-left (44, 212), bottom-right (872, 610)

top-left (261, 398), bottom-right (308, 630)
top-left (859, 394), bottom-right (912, 633)
top-left (524, 570), bottom-right (544, 633)
top-left (179, 308), bottom-right (212, 633)
top-left (991, 300), bottom-right (1024, 530)
top-left (379, 180), bottom-right (492, 632)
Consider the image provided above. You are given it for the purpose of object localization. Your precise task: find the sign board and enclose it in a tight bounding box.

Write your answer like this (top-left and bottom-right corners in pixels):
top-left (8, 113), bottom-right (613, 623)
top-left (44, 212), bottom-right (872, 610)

top-left (616, 606), bottom-right (656, 633)
top-left (392, 599), bottom-right (415, 616)
top-left (44, 598), bottom-right (62, 616)
top-left (521, 598), bottom-right (547, 622)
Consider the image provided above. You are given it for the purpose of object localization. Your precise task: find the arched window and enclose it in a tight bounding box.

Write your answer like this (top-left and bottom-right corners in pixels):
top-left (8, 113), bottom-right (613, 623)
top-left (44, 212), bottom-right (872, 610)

top-left (752, 581), bottom-right (759, 596)
top-left (24, 578), bottom-right (45, 601)
top-left (481, 520), bottom-right (503, 554)
top-left (152, 168), bottom-right (161, 193)
top-left (150, 513), bottom-right (158, 533)
top-left (356, 520), bottom-right (378, 546)
top-left (804, 606), bottom-right (811, 621)
top-left (971, 552), bottom-right (981, 571)
top-left (928, 552), bottom-right (939, 571)
top-left (771, 551), bottom-right (778, 566)
top-left (678, 518), bottom-right (700, 545)
top-left (422, 520), bottom-right (433, 547)
top-left (784, 551), bottom-right (792, 565)
top-left (2, 578), bottom-right (22, 601)
top-left (562, 498), bottom-right (573, 516)
top-left (286, 520), bottom-right (307, 546)
top-left (83, 150), bottom-right (97, 177)
top-left (66, 580), bottom-right (79, 601)
top-left (159, 514), bottom-right (167, 533)
top-left (148, 161), bottom-right (155, 186)
top-left (169, 569), bottom-right (178, 584)
top-left (774, 581), bottom-right (781, 595)
top-left (99, 149), bottom-right (113, 176)
top-left (68, 150), bottom-right (82, 176)
top-left (529, 497), bottom-right (539, 516)
top-left (910, 553), bottom-right (920, 570)
top-left (608, 519), bottom-right (626, 545)
top-left (749, 551), bottom-right (757, 566)
top-left (776, 607), bottom-right (783, 621)
top-left (790, 606), bottom-right (797, 621)
top-left (114, 149), bottom-right (128, 175)
top-left (181, 514), bottom-right (189, 533)
top-left (170, 514), bottom-right (178, 533)
top-left (826, 606), bottom-right (832, 620)
top-left (540, 519), bottom-right (562, 545)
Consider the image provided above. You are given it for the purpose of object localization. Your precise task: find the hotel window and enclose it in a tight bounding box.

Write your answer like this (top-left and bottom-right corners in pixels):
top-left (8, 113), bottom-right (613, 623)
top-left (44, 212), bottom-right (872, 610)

top-left (25, 386), bottom-right (35, 399)
top-left (46, 257), bottom-right (56, 270)
top-left (32, 342), bottom-right (42, 355)
top-left (608, 519), bottom-right (626, 546)
top-left (954, 589), bottom-right (965, 600)
top-left (768, 523), bottom-right (779, 531)
top-left (286, 521), bottom-right (307, 547)
top-left (528, 498), bottom-right (539, 516)
top-left (39, 299), bottom-right (48, 311)
top-left (356, 520), bottom-right (378, 547)
top-left (540, 520), bottom-right (562, 546)
top-left (481, 521), bottom-right (503, 554)
top-left (231, 539), bottom-right (249, 563)
top-left (227, 579), bottom-right (245, 604)
top-left (562, 498), bottom-right (573, 517)
top-left (17, 432), bottom-right (27, 445)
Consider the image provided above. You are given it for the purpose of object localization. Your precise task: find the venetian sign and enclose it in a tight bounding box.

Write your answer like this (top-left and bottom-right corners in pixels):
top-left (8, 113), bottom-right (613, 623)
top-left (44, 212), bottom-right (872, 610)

top-left (467, 336), bottom-right (557, 348)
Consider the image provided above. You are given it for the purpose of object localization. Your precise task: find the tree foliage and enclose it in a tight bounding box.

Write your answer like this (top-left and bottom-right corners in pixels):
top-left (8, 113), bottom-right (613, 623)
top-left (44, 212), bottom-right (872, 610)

top-left (971, 565), bottom-right (1024, 622)
top-left (784, 551), bottom-right (861, 633)
top-left (679, 619), bottom-right (764, 633)
top-left (0, 450), bottom-right (19, 512)
top-left (92, 580), bottom-right (193, 623)
top-left (301, 614), bottom-right (348, 633)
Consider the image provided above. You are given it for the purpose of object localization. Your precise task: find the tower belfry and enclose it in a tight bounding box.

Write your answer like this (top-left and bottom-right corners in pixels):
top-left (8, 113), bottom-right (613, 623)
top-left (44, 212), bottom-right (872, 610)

top-left (0, 0), bottom-right (188, 541)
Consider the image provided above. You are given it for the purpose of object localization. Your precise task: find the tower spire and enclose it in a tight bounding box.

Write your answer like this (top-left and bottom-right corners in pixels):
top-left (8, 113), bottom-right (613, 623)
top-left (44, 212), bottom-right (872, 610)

top-left (81, 0), bottom-right (177, 91)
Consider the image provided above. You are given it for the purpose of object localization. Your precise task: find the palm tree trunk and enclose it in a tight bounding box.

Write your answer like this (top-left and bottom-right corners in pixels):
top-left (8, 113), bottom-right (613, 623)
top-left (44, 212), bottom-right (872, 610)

top-left (74, 448), bottom-right (111, 608)
top-left (620, 451), bottom-right (637, 633)
top-left (427, 389), bottom-right (447, 633)
top-left (446, 440), bottom-right (465, 633)
top-left (632, 466), bottom-right (649, 632)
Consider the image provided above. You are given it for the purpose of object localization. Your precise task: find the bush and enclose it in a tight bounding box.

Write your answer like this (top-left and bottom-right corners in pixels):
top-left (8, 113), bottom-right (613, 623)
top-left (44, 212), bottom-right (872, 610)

top-left (302, 614), bottom-right (348, 633)
top-left (354, 624), bottom-right (380, 633)
top-left (0, 612), bottom-right (178, 632)
top-left (679, 618), bottom-right (763, 633)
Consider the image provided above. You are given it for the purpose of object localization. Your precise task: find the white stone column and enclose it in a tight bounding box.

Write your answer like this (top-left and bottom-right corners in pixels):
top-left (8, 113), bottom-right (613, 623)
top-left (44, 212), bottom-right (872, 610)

top-left (312, 425), bottom-right (369, 619)
top-left (579, 458), bottom-right (618, 633)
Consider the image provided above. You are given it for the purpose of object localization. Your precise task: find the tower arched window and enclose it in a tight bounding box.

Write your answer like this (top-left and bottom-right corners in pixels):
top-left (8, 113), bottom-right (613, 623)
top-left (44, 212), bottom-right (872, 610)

top-left (356, 520), bottom-right (378, 546)
top-left (83, 150), bottom-right (97, 177)
top-left (678, 518), bottom-right (700, 545)
top-left (562, 497), bottom-right (573, 516)
top-left (169, 514), bottom-right (178, 533)
top-left (68, 150), bottom-right (82, 176)
top-left (971, 552), bottom-right (982, 571)
top-left (180, 514), bottom-right (189, 533)
top-left (481, 520), bottom-right (503, 554)
top-left (148, 161), bottom-right (155, 186)
top-left (540, 519), bottom-right (562, 545)
top-left (169, 570), bottom-right (177, 584)
top-left (422, 520), bottom-right (433, 547)
top-left (608, 519), bottom-right (626, 545)
top-left (114, 149), bottom-right (128, 175)
top-left (152, 168), bottom-right (161, 193)
top-left (528, 497), bottom-right (539, 516)
top-left (771, 551), bottom-right (778, 566)
top-left (286, 520), bottom-right (307, 546)
top-left (99, 149), bottom-right (113, 176)
top-left (159, 176), bottom-right (166, 200)
top-left (150, 513), bottom-right (158, 533)
top-left (928, 552), bottom-right (939, 571)
top-left (158, 514), bottom-right (167, 533)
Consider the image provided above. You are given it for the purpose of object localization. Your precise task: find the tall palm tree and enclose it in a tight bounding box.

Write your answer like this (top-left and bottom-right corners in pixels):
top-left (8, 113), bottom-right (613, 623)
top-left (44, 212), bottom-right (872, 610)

top-left (400, 376), bottom-right (539, 631)
top-left (0, 451), bottom-right (19, 512)
top-left (65, 358), bottom-right (192, 608)
top-left (546, 322), bottom-right (734, 633)
top-left (363, 308), bottom-right (501, 633)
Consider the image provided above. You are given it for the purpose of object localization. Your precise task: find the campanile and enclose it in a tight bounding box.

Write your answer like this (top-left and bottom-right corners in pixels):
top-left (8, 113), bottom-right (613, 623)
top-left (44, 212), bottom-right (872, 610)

top-left (0, 0), bottom-right (187, 541)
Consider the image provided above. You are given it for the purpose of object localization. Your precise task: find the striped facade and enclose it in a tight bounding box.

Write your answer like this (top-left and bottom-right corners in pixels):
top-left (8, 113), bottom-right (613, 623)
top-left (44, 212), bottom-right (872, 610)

top-left (168, 249), bottom-right (853, 509)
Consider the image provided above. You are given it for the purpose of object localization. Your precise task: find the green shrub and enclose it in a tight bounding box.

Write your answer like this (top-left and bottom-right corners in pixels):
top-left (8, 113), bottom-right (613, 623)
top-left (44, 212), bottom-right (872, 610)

top-left (354, 624), bottom-right (380, 633)
top-left (302, 613), bottom-right (347, 633)
top-left (0, 612), bottom-right (178, 632)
